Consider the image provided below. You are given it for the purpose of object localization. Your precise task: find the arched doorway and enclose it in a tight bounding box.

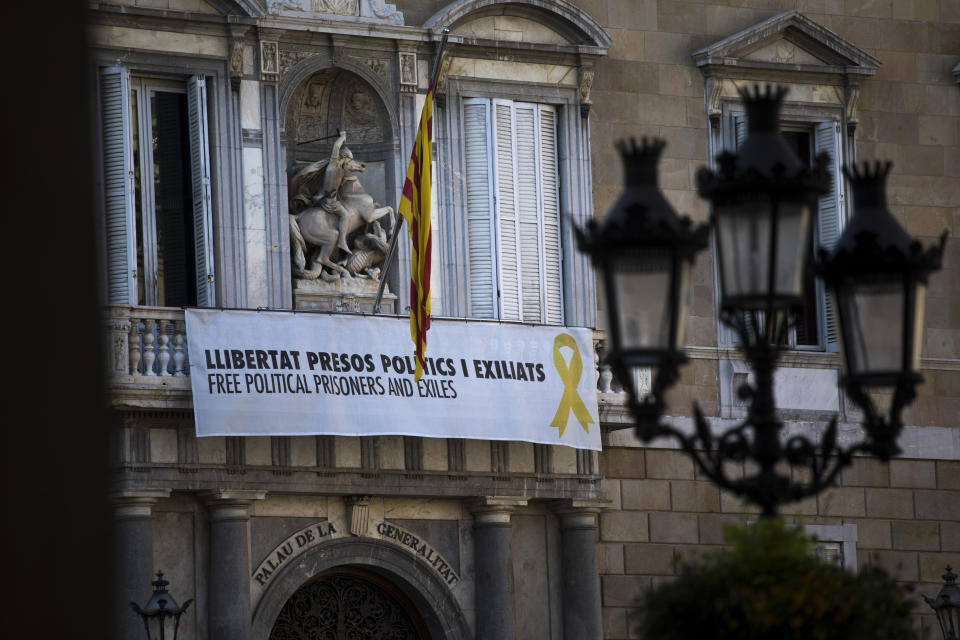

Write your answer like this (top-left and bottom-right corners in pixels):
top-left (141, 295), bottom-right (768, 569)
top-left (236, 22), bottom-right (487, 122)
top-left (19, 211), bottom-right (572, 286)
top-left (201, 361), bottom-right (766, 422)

top-left (251, 537), bottom-right (471, 639)
top-left (269, 567), bottom-right (430, 639)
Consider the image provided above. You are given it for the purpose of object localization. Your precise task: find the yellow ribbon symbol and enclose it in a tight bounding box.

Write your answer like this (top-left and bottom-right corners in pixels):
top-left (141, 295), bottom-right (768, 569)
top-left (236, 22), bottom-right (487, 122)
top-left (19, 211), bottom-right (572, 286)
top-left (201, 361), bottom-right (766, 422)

top-left (549, 333), bottom-right (595, 437)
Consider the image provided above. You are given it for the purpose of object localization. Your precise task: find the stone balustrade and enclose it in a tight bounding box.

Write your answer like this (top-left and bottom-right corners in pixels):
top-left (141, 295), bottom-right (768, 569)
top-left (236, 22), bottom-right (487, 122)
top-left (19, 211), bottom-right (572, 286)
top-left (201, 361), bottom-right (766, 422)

top-left (103, 308), bottom-right (636, 412)
top-left (105, 306), bottom-right (189, 378)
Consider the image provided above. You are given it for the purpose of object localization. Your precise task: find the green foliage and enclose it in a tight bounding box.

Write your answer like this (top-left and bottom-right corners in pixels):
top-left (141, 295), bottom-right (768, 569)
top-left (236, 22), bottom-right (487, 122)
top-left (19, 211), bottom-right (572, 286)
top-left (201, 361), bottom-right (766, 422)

top-left (634, 519), bottom-right (922, 640)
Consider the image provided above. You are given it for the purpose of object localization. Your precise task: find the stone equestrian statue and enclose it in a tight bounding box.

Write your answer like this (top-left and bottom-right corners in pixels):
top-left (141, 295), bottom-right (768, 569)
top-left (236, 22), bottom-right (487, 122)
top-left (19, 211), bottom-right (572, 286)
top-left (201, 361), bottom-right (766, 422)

top-left (289, 130), bottom-right (394, 280)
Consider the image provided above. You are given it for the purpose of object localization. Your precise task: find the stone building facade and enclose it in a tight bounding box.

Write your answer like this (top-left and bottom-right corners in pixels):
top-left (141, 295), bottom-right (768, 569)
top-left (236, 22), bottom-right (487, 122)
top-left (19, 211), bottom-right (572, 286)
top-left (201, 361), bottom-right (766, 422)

top-left (90, 1), bottom-right (959, 638)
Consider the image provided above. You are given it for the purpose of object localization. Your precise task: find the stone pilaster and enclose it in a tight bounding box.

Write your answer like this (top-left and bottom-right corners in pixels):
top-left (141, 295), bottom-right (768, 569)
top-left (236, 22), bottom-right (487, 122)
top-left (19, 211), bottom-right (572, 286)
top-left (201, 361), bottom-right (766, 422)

top-left (469, 497), bottom-right (527, 640)
top-left (554, 501), bottom-right (604, 640)
top-left (203, 490), bottom-right (266, 640)
top-left (112, 488), bottom-right (171, 640)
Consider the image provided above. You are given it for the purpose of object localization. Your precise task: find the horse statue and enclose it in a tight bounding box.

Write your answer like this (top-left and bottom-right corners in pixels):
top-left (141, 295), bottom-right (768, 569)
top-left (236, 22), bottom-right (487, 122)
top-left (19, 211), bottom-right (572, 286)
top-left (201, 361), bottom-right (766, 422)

top-left (289, 130), bottom-right (395, 281)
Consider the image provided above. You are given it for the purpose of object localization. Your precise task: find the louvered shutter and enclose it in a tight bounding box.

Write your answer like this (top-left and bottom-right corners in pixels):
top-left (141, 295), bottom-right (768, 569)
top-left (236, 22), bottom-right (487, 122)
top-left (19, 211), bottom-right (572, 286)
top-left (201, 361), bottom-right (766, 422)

top-left (734, 115), bottom-right (747, 148)
top-left (514, 103), bottom-right (543, 322)
top-left (731, 115), bottom-right (753, 345)
top-left (187, 75), bottom-right (215, 307)
top-left (463, 99), bottom-right (497, 319)
top-left (539, 105), bottom-right (563, 324)
top-left (493, 100), bottom-right (521, 321)
top-left (100, 67), bottom-right (137, 305)
top-left (815, 121), bottom-right (844, 352)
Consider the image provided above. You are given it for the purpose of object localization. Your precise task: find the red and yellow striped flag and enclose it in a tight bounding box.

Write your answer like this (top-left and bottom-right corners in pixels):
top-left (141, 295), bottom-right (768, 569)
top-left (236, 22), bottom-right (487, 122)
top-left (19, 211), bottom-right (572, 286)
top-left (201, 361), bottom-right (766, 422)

top-left (398, 78), bottom-right (440, 381)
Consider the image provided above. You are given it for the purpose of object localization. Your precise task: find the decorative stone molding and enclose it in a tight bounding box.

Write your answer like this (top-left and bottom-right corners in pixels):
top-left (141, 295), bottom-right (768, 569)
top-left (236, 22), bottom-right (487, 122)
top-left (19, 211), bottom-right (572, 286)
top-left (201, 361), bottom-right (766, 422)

top-left (578, 67), bottom-right (594, 117)
top-left (693, 10), bottom-right (881, 126)
top-left (424, 0), bottom-right (611, 51)
top-left (202, 490), bottom-right (267, 521)
top-left (468, 496), bottom-right (527, 525)
top-left (346, 495), bottom-right (371, 535)
top-left (265, 0), bottom-right (403, 25)
top-left (229, 25), bottom-right (251, 90)
top-left (260, 40), bottom-right (280, 82)
top-left (398, 52), bottom-right (417, 88)
top-left (279, 49), bottom-right (315, 79)
top-left (111, 488), bottom-right (172, 520)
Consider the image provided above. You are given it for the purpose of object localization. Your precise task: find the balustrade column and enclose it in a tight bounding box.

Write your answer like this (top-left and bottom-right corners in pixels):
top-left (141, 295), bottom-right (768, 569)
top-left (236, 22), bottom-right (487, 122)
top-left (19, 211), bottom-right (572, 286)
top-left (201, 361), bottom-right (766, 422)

top-left (203, 490), bottom-right (266, 640)
top-left (112, 488), bottom-right (171, 640)
top-left (470, 498), bottom-right (527, 640)
top-left (554, 502), bottom-right (603, 639)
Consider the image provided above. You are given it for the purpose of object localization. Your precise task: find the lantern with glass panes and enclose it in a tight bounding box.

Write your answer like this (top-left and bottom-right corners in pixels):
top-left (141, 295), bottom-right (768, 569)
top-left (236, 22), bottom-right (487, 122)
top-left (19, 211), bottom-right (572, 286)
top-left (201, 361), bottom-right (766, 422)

top-left (817, 161), bottom-right (946, 460)
top-left (131, 571), bottom-right (193, 640)
top-left (580, 85), bottom-right (944, 518)
top-left (577, 138), bottom-right (709, 431)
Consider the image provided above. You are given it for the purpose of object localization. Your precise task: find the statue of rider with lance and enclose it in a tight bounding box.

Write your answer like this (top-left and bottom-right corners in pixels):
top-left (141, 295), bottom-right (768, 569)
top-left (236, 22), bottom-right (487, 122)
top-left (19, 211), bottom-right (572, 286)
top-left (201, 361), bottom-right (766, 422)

top-left (319, 129), bottom-right (353, 254)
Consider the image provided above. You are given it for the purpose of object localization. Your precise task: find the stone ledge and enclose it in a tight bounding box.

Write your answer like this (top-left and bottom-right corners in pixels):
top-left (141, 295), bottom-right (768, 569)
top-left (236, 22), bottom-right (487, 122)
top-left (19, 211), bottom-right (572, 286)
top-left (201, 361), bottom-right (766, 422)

top-left (112, 464), bottom-right (604, 501)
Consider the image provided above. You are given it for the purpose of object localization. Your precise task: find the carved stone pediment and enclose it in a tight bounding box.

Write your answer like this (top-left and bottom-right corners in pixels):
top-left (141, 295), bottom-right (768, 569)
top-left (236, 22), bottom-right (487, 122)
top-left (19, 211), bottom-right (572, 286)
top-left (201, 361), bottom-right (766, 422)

top-left (693, 11), bottom-right (881, 124)
top-left (693, 10), bottom-right (881, 76)
top-left (266, 0), bottom-right (403, 25)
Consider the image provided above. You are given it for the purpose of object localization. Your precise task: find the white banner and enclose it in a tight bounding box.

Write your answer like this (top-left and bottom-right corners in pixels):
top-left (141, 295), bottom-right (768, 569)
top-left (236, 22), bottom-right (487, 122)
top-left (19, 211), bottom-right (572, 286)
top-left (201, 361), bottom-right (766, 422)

top-left (185, 310), bottom-right (601, 450)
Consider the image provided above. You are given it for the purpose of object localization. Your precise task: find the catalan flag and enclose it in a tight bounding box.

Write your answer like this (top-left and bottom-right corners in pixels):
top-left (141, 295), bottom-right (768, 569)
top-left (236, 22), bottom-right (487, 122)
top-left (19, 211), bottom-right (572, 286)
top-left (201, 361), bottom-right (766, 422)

top-left (399, 65), bottom-right (443, 381)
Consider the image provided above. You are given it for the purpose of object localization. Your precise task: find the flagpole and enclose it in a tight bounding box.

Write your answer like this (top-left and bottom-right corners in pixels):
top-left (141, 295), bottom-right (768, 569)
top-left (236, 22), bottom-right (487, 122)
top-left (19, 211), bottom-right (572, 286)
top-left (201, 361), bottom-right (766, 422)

top-left (374, 29), bottom-right (449, 314)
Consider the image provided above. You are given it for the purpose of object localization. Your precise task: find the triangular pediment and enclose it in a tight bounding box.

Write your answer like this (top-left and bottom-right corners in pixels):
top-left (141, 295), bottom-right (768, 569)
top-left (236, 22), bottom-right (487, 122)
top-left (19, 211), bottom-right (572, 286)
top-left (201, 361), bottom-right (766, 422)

top-left (693, 11), bottom-right (880, 76)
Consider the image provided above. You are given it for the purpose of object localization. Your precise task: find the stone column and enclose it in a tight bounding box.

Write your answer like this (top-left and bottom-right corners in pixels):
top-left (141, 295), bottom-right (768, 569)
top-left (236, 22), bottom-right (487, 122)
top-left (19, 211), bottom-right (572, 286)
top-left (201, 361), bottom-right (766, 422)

top-left (555, 503), bottom-right (603, 639)
top-left (470, 498), bottom-right (527, 640)
top-left (203, 490), bottom-right (266, 640)
top-left (112, 488), bottom-right (171, 640)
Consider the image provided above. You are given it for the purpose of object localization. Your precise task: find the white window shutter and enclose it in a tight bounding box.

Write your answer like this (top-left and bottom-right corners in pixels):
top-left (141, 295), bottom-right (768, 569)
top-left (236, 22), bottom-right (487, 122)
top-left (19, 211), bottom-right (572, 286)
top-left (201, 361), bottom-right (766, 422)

top-left (734, 115), bottom-right (747, 149)
top-left (463, 99), bottom-right (497, 319)
top-left (187, 75), bottom-right (215, 307)
top-left (513, 103), bottom-right (543, 323)
top-left (815, 121), bottom-right (844, 352)
top-left (99, 66), bottom-right (137, 305)
top-left (538, 105), bottom-right (563, 324)
top-left (493, 100), bottom-right (521, 321)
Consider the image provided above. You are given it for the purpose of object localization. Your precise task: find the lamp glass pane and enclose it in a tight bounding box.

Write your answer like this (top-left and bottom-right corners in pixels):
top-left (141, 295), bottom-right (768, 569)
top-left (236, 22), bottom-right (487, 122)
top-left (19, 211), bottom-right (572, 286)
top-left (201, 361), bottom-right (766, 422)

top-left (773, 200), bottom-right (811, 299)
top-left (912, 282), bottom-right (926, 372)
top-left (611, 249), bottom-right (673, 351)
top-left (714, 198), bottom-right (769, 306)
top-left (837, 278), bottom-right (905, 378)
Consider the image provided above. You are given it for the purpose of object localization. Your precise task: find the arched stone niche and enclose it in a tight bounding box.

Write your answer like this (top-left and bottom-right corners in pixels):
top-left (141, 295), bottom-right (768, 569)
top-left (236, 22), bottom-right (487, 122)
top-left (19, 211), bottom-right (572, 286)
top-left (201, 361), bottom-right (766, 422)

top-left (284, 67), bottom-right (394, 209)
top-left (251, 537), bottom-right (472, 640)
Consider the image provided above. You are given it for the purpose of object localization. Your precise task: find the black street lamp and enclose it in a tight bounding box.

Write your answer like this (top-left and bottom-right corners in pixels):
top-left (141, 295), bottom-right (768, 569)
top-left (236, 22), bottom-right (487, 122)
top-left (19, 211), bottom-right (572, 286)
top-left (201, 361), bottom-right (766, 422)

top-left (924, 566), bottom-right (960, 640)
top-left (131, 571), bottom-right (193, 640)
top-left (578, 138), bottom-right (709, 429)
top-left (580, 84), bottom-right (944, 517)
top-left (817, 161), bottom-right (946, 460)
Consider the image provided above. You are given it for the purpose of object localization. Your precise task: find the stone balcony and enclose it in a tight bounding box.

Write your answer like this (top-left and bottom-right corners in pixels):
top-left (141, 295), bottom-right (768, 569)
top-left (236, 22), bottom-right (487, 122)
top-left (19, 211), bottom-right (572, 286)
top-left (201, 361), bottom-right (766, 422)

top-left (103, 305), bottom-right (637, 415)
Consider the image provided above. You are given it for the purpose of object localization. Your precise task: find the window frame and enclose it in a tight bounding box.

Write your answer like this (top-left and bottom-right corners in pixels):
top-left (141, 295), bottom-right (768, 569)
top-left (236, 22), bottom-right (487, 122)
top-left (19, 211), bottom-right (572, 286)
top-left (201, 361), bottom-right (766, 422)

top-left (436, 76), bottom-right (595, 328)
top-left (712, 99), bottom-right (847, 353)
top-left (460, 96), bottom-right (563, 324)
top-left (95, 61), bottom-right (220, 310)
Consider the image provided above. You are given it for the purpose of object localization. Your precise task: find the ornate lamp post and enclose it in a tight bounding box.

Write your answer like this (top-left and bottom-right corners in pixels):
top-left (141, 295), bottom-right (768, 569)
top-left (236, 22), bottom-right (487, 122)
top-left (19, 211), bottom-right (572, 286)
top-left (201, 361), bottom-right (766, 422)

top-left (924, 566), bottom-right (960, 640)
top-left (580, 85), bottom-right (944, 517)
top-left (578, 138), bottom-right (709, 427)
top-left (131, 571), bottom-right (193, 640)
top-left (817, 161), bottom-right (946, 460)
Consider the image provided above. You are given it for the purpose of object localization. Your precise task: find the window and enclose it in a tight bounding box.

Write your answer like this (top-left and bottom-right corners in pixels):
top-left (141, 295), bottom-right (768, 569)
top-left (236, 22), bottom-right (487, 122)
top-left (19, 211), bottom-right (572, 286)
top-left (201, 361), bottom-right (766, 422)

top-left (461, 98), bottom-right (563, 324)
top-left (726, 113), bottom-right (845, 351)
top-left (99, 67), bottom-right (214, 307)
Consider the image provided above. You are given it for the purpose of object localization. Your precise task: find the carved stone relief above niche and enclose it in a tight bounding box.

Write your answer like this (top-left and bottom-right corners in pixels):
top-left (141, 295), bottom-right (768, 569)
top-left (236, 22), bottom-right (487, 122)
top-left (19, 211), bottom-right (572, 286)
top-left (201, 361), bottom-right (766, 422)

top-left (287, 68), bottom-right (385, 145)
top-left (266, 0), bottom-right (403, 25)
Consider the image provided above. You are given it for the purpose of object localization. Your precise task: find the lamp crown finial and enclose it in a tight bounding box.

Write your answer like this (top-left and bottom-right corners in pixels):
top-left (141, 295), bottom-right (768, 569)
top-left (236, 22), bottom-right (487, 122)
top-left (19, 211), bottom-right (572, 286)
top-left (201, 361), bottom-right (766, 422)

top-left (843, 160), bottom-right (893, 209)
top-left (737, 84), bottom-right (788, 133)
top-left (152, 571), bottom-right (170, 592)
top-left (615, 137), bottom-right (665, 187)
